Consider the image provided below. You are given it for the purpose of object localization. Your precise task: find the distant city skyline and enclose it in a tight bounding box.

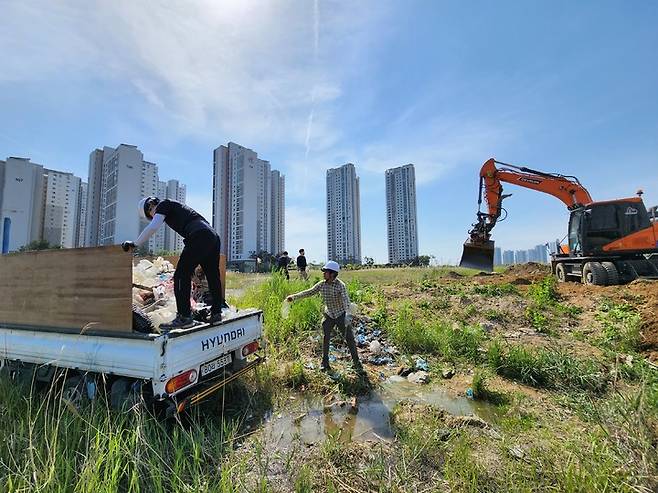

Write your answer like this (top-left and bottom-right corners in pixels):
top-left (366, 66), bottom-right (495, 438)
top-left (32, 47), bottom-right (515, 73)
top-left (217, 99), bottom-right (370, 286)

top-left (2, 2), bottom-right (657, 263)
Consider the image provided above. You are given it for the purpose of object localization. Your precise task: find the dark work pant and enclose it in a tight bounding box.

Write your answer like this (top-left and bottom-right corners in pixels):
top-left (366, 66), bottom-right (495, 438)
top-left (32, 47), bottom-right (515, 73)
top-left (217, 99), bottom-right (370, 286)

top-left (174, 229), bottom-right (223, 317)
top-left (321, 313), bottom-right (361, 367)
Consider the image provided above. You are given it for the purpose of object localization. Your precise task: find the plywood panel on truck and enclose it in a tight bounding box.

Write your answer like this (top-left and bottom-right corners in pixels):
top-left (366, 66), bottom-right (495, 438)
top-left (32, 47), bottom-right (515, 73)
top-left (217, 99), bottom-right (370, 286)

top-left (0, 245), bottom-right (132, 333)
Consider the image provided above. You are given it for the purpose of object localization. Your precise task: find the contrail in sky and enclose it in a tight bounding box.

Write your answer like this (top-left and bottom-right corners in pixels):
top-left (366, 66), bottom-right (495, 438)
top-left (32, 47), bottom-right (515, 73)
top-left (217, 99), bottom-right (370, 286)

top-left (304, 0), bottom-right (319, 160)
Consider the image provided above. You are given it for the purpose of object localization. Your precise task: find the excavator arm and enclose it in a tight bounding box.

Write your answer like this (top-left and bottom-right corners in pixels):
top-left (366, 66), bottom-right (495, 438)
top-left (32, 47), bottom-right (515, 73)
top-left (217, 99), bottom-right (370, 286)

top-left (460, 158), bottom-right (593, 271)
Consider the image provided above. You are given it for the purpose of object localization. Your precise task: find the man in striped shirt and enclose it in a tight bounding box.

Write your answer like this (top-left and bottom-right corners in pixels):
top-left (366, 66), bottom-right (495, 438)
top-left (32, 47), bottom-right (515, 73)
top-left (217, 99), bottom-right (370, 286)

top-left (287, 261), bottom-right (362, 372)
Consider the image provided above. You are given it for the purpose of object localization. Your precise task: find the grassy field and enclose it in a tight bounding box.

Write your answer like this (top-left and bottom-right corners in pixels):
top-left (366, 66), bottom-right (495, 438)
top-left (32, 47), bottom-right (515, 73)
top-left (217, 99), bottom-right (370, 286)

top-left (1, 266), bottom-right (657, 492)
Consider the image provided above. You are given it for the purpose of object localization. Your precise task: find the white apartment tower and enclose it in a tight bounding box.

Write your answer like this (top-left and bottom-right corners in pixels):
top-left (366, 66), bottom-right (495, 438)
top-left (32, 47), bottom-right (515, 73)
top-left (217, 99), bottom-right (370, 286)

top-left (140, 160), bottom-right (159, 253)
top-left (163, 179), bottom-right (186, 253)
top-left (85, 145), bottom-right (183, 252)
top-left (0, 157), bottom-right (45, 252)
top-left (385, 164), bottom-right (419, 264)
top-left (76, 182), bottom-right (88, 248)
top-left (212, 142), bottom-right (285, 261)
top-left (326, 163), bottom-right (361, 264)
top-left (41, 169), bottom-right (82, 248)
top-left (153, 180), bottom-right (168, 252)
top-left (270, 170), bottom-right (285, 256)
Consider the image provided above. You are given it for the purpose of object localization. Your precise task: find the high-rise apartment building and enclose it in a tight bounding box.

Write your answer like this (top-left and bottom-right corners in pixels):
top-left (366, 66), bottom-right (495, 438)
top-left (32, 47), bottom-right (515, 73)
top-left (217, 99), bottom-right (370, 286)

top-left (502, 250), bottom-right (515, 265)
top-left (212, 142), bottom-right (285, 262)
top-left (385, 164), bottom-right (418, 264)
top-left (76, 182), bottom-right (88, 248)
top-left (85, 145), bottom-right (185, 252)
top-left (0, 157), bottom-right (45, 252)
top-left (163, 179), bottom-right (186, 253)
top-left (515, 250), bottom-right (528, 264)
top-left (326, 163), bottom-right (361, 264)
top-left (270, 170), bottom-right (285, 256)
top-left (140, 160), bottom-right (159, 253)
top-left (494, 247), bottom-right (502, 266)
top-left (41, 169), bottom-right (82, 248)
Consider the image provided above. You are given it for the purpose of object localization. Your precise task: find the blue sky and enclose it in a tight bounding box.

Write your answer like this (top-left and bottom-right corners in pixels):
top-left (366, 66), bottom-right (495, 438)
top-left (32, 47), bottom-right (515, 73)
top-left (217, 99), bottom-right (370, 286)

top-left (1, 1), bottom-right (657, 263)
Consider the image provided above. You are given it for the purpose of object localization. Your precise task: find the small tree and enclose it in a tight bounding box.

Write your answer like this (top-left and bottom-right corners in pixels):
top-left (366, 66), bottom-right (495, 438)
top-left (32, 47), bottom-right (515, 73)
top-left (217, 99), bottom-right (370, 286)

top-left (18, 240), bottom-right (61, 252)
top-left (410, 255), bottom-right (431, 267)
top-left (363, 256), bottom-right (375, 267)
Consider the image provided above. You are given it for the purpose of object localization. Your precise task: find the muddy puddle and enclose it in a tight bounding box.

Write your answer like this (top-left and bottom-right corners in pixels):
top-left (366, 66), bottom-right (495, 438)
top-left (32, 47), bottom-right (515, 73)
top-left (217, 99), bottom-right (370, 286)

top-left (262, 379), bottom-right (500, 447)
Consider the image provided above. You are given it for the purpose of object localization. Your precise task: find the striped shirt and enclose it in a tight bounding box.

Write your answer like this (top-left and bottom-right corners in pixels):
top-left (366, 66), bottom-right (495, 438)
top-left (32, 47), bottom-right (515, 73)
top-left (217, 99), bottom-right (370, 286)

top-left (290, 279), bottom-right (351, 319)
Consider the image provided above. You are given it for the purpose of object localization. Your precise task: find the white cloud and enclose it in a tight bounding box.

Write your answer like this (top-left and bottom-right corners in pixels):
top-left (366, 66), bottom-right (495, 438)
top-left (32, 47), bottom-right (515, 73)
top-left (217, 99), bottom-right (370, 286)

top-left (1, 0), bottom-right (382, 151)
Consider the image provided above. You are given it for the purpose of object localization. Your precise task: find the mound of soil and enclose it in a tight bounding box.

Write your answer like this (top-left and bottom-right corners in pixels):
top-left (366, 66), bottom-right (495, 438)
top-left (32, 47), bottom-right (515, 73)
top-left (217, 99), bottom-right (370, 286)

top-left (503, 262), bottom-right (551, 278)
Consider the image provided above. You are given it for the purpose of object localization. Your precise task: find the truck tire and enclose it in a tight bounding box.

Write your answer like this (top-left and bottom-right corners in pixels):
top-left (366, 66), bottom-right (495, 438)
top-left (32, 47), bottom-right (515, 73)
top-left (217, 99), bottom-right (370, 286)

top-left (111, 378), bottom-right (141, 411)
top-left (60, 375), bottom-right (90, 409)
top-left (601, 262), bottom-right (620, 286)
top-left (582, 262), bottom-right (607, 286)
top-left (555, 263), bottom-right (567, 282)
top-left (132, 303), bottom-right (154, 334)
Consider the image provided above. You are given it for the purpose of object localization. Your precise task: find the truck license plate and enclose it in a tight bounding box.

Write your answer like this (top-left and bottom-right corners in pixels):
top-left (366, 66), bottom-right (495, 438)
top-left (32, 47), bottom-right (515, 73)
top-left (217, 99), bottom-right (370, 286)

top-left (200, 354), bottom-right (232, 377)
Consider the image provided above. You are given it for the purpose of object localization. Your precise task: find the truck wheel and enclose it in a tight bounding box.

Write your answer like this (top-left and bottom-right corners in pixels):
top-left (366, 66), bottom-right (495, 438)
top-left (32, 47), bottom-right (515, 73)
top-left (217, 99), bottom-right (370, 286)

top-left (132, 303), bottom-right (154, 334)
top-left (601, 262), bottom-right (620, 286)
top-left (111, 378), bottom-right (141, 411)
top-left (582, 262), bottom-right (607, 286)
top-left (555, 263), bottom-right (567, 282)
top-left (61, 375), bottom-right (90, 409)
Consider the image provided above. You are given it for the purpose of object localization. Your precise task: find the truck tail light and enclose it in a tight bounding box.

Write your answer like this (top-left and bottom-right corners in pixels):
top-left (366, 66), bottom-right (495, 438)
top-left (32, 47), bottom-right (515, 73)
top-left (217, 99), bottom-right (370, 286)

top-left (165, 369), bottom-right (198, 394)
top-left (242, 341), bottom-right (259, 357)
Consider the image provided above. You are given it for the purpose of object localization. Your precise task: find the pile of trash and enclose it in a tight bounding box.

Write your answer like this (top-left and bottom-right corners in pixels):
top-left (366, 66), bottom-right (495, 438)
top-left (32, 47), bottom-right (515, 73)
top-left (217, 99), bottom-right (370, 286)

top-left (132, 258), bottom-right (178, 330)
top-left (353, 316), bottom-right (400, 366)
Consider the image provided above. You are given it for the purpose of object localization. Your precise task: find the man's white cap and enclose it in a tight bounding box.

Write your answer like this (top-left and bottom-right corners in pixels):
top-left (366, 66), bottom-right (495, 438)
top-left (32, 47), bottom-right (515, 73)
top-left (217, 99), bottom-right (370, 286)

top-left (322, 260), bottom-right (340, 273)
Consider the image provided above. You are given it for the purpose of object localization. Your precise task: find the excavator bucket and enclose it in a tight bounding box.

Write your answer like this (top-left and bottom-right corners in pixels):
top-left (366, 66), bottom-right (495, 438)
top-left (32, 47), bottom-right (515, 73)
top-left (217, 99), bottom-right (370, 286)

top-left (459, 239), bottom-right (495, 272)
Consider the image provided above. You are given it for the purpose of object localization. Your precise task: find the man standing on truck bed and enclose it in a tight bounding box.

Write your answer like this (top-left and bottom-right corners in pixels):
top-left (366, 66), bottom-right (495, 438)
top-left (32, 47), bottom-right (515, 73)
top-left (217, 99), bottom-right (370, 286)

top-left (122, 197), bottom-right (224, 331)
top-left (286, 261), bottom-right (362, 373)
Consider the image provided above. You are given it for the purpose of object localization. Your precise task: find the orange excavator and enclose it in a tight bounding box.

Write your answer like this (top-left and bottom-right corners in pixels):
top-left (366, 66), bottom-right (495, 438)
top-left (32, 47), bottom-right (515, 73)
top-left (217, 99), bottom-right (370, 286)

top-left (459, 158), bottom-right (658, 285)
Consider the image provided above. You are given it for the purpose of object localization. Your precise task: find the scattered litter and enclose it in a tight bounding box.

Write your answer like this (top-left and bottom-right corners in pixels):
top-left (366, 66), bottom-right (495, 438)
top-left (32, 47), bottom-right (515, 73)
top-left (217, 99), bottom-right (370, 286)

top-left (442, 367), bottom-right (455, 379)
top-left (465, 388), bottom-right (474, 399)
top-left (415, 358), bottom-right (429, 371)
top-left (369, 340), bottom-right (382, 355)
top-left (304, 362), bottom-right (316, 370)
top-left (369, 355), bottom-right (393, 366)
top-left (281, 300), bottom-right (291, 319)
top-left (407, 371), bottom-right (430, 384)
top-left (387, 375), bottom-right (406, 383)
top-left (508, 445), bottom-right (525, 460)
top-left (397, 366), bottom-right (413, 377)
top-left (479, 322), bottom-right (495, 333)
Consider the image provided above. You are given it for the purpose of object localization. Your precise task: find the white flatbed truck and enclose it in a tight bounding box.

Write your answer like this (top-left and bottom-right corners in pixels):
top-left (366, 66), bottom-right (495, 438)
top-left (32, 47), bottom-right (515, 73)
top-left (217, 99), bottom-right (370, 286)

top-left (0, 310), bottom-right (264, 414)
top-left (0, 246), bottom-right (265, 415)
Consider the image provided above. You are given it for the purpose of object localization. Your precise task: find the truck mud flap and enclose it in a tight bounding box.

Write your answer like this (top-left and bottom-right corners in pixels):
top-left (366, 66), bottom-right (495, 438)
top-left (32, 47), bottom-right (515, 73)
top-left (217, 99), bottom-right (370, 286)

top-left (175, 355), bottom-right (264, 413)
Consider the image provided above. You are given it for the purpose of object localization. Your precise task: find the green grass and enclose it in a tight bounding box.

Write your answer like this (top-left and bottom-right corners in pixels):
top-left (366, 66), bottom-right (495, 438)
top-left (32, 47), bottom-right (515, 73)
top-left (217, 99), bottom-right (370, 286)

top-left (387, 302), bottom-right (485, 360)
top-left (0, 378), bottom-right (248, 492)
top-left (2, 267), bottom-right (656, 492)
top-left (472, 283), bottom-right (519, 297)
top-left (595, 300), bottom-right (642, 352)
top-left (486, 341), bottom-right (608, 393)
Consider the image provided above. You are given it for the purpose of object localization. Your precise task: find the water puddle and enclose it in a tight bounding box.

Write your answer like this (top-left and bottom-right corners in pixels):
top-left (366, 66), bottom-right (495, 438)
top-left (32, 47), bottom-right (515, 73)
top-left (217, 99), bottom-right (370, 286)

top-left (263, 379), bottom-right (500, 447)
